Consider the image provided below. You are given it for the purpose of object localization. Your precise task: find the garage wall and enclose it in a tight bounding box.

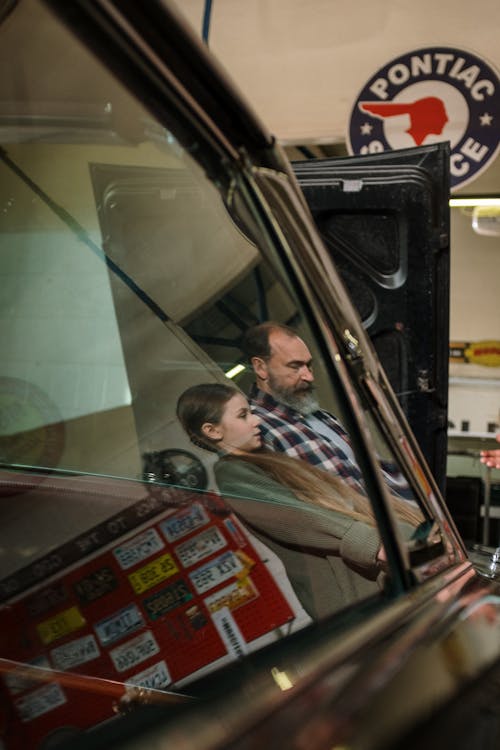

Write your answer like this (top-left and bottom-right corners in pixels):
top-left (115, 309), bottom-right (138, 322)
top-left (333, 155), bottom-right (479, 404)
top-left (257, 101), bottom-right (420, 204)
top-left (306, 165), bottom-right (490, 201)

top-left (176, 0), bottom-right (500, 146)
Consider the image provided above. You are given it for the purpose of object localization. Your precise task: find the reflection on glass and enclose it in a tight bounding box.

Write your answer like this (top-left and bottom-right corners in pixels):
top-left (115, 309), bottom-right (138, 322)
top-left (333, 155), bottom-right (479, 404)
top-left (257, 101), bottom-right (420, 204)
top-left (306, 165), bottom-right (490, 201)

top-left (0, 1), bottom-right (437, 747)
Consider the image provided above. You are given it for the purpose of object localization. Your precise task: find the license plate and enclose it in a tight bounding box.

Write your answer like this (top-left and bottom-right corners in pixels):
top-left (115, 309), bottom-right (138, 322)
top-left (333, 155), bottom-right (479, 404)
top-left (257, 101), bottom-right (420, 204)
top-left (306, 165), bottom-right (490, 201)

top-left (114, 528), bottom-right (165, 570)
top-left (126, 660), bottom-right (171, 690)
top-left (94, 603), bottom-right (144, 646)
top-left (143, 579), bottom-right (193, 621)
top-left (50, 634), bottom-right (100, 670)
top-left (3, 656), bottom-right (50, 696)
top-left (175, 526), bottom-right (227, 568)
top-left (128, 553), bottom-right (179, 595)
top-left (189, 551), bottom-right (243, 594)
top-left (160, 503), bottom-right (209, 542)
top-left (15, 683), bottom-right (66, 723)
top-left (36, 606), bottom-right (86, 646)
top-left (204, 578), bottom-right (258, 613)
top-left (73, 566), bottom-right (118, 604)
top-left (110, 631), bottom-right (159, 673)
top-left (25, 583), bottom-right (68, 618)
top-left (211, 608), bottom-right (247, 659)
top-left (223, 517), bottom-right (246, 547)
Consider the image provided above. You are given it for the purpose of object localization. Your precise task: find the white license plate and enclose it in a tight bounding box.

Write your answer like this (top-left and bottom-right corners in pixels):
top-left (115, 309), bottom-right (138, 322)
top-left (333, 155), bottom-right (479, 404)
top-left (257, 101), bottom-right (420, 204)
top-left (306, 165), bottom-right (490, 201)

top-left (110, 631), bottom-right (159, 673)
top-left (160, 503), bottom-right (209, 542)
top-left (175, 526), bottom-right (227, 568)
top-left (126, 660), bottom-right (171, 690)
top-left (15, 683), bottom-right (66, 723)
top-left (3, 656), bottom-right (50, 696)
top-left (95, 603), bottom-right (144, 646)
top-left (50, 634), bottom-right (100, 671)
top-left (114, 528), bottom-right (165, 570)
top-left (189, 551), bottom-right (243, 594)
top-left (211, 607), bottom-right (247, 659)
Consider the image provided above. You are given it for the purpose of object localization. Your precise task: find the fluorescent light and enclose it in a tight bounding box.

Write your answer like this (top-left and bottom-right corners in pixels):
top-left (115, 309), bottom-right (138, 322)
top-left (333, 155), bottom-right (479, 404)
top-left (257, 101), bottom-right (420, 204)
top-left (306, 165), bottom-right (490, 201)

top-left (225, 364), bottom-right (245, 379)
top-left (449, 197), bottom-right (500, 208)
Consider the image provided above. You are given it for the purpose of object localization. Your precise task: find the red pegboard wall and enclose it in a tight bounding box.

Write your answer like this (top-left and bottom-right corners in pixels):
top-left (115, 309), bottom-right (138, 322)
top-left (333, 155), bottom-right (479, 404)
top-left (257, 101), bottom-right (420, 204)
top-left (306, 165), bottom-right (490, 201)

top-left (0, 491), bottom-right (295, 750)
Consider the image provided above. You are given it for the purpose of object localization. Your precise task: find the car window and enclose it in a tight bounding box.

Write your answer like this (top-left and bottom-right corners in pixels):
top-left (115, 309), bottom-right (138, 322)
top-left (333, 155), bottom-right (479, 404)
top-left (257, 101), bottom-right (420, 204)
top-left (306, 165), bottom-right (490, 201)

top-left (0, 2), bottom-right (445, 748)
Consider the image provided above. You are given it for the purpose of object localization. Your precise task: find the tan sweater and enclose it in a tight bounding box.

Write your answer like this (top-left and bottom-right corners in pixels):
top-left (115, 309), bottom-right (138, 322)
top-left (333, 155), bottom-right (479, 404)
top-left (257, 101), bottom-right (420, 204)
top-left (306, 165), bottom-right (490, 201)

top-left (214, 457), bottom-right (383, 620)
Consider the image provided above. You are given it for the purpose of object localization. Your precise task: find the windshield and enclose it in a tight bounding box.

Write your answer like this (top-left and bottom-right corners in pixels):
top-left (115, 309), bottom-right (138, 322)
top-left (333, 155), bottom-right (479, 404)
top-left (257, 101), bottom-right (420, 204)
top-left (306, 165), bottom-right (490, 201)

top-left (0, 2), bottom-right (446, 748)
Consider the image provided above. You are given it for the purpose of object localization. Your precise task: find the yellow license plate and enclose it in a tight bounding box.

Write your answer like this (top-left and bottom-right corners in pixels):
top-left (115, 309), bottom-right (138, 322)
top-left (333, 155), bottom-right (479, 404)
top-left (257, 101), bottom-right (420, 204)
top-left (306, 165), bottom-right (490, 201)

top-left (37, 605), bottom-right (86, 645)
top-left (128, 553), bottom-right (179, 595)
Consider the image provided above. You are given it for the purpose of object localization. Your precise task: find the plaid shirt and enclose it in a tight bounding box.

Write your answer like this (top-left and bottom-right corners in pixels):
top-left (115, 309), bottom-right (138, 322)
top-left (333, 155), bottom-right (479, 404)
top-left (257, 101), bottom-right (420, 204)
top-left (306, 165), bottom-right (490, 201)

top-left (249, 385), bottom-right (366, 493)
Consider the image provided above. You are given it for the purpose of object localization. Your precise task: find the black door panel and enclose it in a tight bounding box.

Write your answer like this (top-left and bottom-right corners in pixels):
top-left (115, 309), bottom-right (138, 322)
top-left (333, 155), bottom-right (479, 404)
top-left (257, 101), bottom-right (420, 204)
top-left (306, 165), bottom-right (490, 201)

top-left (293, 144), bottom-right (450, 493)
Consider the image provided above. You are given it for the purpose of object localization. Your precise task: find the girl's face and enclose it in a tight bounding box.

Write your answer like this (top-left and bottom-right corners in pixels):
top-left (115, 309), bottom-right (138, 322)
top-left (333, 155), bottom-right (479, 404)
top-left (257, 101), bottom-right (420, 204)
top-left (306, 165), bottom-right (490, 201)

top-left (204, 393), bottom-right (262, 454)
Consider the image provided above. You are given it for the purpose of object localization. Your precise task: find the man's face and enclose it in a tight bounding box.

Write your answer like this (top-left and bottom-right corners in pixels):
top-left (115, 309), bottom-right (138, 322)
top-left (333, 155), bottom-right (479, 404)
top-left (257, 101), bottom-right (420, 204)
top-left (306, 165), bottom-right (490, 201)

top-left (254, 330), bottom-right (319, 413)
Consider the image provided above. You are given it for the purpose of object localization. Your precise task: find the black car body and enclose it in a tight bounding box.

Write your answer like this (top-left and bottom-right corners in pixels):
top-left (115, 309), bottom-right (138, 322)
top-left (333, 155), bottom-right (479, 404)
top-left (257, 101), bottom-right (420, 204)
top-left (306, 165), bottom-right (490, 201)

top-left (1, 2), bottom-right (500, 749)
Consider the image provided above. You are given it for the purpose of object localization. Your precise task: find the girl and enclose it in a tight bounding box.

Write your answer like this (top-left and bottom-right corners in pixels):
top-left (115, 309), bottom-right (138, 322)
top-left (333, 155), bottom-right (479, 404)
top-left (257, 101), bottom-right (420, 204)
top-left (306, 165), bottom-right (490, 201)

top-left (176, 382), bottom-right (422, 619)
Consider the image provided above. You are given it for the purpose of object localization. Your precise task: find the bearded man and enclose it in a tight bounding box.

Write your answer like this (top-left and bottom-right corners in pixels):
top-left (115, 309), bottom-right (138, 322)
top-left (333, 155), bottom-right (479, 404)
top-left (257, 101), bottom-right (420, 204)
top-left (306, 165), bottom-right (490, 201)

top-left (241, 321), bottom-right (365, 492)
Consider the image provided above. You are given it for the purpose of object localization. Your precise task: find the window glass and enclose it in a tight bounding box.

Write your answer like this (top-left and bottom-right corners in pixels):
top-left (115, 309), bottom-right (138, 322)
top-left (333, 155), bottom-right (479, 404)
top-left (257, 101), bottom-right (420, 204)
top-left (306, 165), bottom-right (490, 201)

top-left (0, 2), bottom-right (435, 747)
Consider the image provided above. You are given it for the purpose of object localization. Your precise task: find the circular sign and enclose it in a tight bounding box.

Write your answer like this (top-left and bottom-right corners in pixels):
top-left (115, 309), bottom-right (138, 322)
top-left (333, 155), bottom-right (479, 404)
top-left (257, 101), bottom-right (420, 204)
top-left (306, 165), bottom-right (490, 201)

top-left (347, 47), bottom-right (500, 191)
top-left (0, 377), bottom-right (65, 469)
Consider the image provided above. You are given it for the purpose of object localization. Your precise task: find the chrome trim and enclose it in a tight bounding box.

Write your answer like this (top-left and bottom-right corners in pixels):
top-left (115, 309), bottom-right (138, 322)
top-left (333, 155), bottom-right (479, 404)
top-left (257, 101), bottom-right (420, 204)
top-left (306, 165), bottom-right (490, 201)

top-left (469, 544), bottom-right (500, 580)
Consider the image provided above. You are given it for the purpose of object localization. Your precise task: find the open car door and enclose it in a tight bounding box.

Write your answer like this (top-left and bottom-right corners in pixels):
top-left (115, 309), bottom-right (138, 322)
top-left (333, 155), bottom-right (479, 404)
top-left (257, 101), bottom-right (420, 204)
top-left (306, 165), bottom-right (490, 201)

top-left (293, 143), bottom-right (450, 494)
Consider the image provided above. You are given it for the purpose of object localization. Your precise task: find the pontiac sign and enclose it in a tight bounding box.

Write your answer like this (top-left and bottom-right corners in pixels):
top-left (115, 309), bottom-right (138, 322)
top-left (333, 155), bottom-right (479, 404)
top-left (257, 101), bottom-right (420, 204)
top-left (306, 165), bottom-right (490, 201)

top-left (348, 47), bottom-right (500, 191)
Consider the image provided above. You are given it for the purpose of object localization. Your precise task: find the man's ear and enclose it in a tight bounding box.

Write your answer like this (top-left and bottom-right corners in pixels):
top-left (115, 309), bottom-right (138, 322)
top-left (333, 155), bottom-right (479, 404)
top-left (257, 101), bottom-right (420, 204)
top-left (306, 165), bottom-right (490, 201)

top-left (201, 422), bottom-right (222, 443)
top-left (251, 356), bottom-right (268, 382)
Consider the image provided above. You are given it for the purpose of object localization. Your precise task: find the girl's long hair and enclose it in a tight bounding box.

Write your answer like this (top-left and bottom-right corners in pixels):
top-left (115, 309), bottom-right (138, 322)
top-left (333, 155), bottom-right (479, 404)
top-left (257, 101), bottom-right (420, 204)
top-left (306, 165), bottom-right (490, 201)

top-left (177, 382), bottom-right (423, 527)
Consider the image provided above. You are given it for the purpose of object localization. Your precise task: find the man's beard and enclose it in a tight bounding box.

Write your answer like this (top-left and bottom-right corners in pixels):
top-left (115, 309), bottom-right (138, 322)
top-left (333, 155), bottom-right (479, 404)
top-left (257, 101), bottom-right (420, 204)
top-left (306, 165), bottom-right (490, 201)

top-left (268, 375), bottom-right (319, 415)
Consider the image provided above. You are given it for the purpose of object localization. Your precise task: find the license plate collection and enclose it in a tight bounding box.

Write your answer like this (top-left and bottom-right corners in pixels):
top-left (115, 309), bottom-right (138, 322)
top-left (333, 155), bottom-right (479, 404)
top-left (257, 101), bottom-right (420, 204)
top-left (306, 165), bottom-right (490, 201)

top-left (1, 495), bottom-right (296, 749)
